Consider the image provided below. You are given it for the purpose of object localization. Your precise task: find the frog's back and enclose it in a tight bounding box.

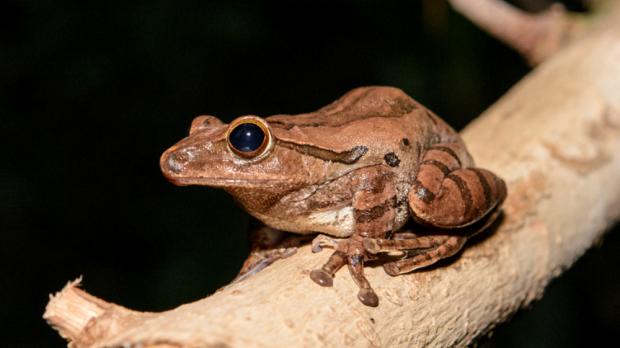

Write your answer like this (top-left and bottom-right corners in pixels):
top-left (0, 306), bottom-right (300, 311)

top-left (266, 86), bottom-right (461, 166)
top-left (268, 86), bottom-right (419, 127)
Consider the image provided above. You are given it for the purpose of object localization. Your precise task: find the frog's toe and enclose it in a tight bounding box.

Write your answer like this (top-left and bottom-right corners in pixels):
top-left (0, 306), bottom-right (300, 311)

top-left (310, 269), bottom-right (333, 287)
top-left (311, 234), bottom-right (339, 253)
top-left (358, 288), bottom-right (379, 307)
top-left (311, 242), bottom-right (323, 253)
top-left (382, 262), bottom-right (401, 276)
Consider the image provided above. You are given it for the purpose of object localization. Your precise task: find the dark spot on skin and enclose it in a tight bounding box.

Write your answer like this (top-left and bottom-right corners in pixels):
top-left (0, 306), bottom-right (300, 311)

top-left (402, 138), bottom-right (410, 146)
top-left (370, 317), bottom-right (375, 324)
top-left (384, 152), bottom-right (401, 167)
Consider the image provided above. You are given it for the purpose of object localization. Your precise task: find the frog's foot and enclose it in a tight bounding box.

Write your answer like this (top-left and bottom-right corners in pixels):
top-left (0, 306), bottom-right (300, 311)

top-left (310, 235), bottom-right (379, 307)
top-left (363, 234), bottom-right (449, 255)
top-left (234, 247), bottom-right (297, 283)
top-left (309, 250), bottom-right (346, 287)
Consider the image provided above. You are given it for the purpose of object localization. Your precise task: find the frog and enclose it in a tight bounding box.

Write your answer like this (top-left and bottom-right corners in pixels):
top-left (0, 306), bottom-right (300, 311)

top-left (160, 86), bottom-right (507, 307)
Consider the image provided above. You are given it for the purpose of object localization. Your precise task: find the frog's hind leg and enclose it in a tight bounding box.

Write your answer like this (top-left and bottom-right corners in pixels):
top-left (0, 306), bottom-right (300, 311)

top-left (382, 235), bottom-right (467, 276)
top-left (409, 143), bottom-right (507, 229)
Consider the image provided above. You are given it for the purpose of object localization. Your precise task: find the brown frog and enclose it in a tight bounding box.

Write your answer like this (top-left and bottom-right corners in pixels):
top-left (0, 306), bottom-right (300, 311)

top-left (160, 86), bottom-right (507, 307)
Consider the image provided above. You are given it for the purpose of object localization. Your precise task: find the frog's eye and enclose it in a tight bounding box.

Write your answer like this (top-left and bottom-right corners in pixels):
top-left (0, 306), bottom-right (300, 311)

top-left (226, 116), bottom-right (272, 159)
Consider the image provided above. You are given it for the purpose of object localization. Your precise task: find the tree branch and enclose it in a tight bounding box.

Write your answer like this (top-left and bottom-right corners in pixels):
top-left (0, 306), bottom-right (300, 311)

top-left (448, 0), bottom-right (585, 65)
top-left (44, 4), bottom-right (620, 347)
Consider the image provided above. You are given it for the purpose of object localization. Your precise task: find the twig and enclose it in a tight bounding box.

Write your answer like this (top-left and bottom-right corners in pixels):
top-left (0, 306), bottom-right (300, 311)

top-left (448, 0), bottom-right (583, 65)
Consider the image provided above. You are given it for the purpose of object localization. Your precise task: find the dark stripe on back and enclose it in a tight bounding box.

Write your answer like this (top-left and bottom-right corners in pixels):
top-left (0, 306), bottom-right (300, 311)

top-left (268, 91), bottom-right (416, 130)
top-left (422, 159), bottom-right (451, 176)
top-left (424, 109), bottom-right (438, 125)
top-left (278, 140), bottom-right (368, 164)
top-left (269, 112), bottom-right (408, 130)
top-left (471, 168), bottom-right (492, 210)
top-left (447, 173), bottom-right (473, 216)
top-left (432, 146), bottom-right (462, 167)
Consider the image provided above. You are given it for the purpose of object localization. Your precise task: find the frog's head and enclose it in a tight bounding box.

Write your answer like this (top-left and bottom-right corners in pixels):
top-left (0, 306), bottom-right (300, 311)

top-left (160, 115), bottom-right (324, 208)
top-left (163, 115), bottom-right (283, 185)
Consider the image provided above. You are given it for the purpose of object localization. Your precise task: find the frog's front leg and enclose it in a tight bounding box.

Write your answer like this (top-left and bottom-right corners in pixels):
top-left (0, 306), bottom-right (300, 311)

top-left (310, 166), bottom-right (396, 307)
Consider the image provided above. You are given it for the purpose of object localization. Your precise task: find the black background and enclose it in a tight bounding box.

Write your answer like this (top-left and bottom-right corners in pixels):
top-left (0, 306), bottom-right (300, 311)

top-left (1, 1), bottom-right (618, 347)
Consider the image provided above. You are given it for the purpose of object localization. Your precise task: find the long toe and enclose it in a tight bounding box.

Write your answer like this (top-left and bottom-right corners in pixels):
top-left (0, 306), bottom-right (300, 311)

top-left (382, 262), bottom-right (401, 276)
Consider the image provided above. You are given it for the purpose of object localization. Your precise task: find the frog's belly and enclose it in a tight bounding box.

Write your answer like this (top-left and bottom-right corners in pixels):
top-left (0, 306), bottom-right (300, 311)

top-left (254, 206), bottom-right (355, 237)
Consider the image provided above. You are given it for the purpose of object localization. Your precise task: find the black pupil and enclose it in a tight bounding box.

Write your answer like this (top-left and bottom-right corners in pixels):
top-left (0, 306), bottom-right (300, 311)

top-left (229, 123), bottom-right (265, 153)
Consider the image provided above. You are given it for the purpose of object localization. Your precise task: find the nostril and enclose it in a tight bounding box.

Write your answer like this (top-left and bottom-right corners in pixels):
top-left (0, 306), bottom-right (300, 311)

top-left (166, 153), bottom-right (186, 174)
top-left (164, 148), bottom-right (196, 174)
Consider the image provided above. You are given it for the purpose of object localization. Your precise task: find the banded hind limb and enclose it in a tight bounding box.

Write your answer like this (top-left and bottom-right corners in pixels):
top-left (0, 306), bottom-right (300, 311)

top-left (365, 142), bottom-right (507, 275)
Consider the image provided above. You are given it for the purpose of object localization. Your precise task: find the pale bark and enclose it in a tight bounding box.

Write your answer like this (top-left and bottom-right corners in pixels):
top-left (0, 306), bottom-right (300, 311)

top-left (44, 3), bottom-right (620, 348)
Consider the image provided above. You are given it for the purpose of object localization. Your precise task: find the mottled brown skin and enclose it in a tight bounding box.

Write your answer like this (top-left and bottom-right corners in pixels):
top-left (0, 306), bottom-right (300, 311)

top-left (160, 86), bottom-right (507, 307)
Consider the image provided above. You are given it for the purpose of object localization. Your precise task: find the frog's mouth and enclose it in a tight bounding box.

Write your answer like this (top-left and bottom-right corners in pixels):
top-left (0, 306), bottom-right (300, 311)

top-left (166, 176), bottom-right (296, 188)
top-left (160, 144), bottom-right (300, 188)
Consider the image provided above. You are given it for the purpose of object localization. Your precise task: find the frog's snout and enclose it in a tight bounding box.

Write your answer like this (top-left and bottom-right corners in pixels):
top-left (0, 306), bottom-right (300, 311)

top-left (160, 146), bottom-right (197, 178)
